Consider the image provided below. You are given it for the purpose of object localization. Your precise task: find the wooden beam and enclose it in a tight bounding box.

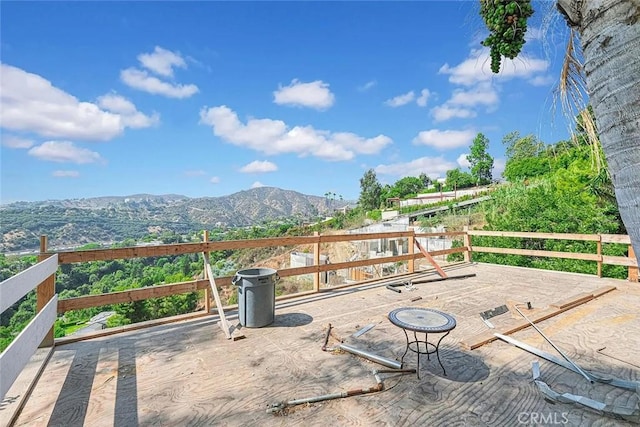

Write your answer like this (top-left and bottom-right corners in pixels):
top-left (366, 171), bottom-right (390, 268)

top-left (37, 236), bottom-right (55, 347)
top-left (203, 253), bottom-right (232, 339)
top-left (460, 286), bottom-right (617, 350)
top-left (601, 255), bottom-right (638, 267)
top-left (57, 280), bottom-right (206, 313)
top-left (414, 239), bottom-right (447, 278)
top-left (596, 236), bottom-right (603, 277)
top-left (471, 246), bottom-right (600, 261)
top-left (1, 254), bottom-right (58, 313)
top-left (56, 231), bottom-right (426, 264)
top-left (600, 234), bottom-right (632, 244)
top-left (463, 226), bottom-right (471, 263)
top-left (313, 231), bottom-right (320, 292)
top-left (1, 295), bottom-right (57, 399)
top-left (407, 231), bottom-right (415, 274)
top-left (467, 230), bottom-right (600, 241)
top-left (629, 245), bottom-right (638, 282)
top-left (203, 231), bottom-right (211, 314)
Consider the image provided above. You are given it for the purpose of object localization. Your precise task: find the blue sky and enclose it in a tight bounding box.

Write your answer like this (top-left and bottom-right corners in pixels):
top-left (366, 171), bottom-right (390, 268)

top-left (1, 1), bottom-right (573, 204)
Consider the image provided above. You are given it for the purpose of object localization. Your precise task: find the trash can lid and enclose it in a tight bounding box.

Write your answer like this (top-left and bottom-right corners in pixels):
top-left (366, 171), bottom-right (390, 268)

top-left (235, 267), bottom-right (277, 277)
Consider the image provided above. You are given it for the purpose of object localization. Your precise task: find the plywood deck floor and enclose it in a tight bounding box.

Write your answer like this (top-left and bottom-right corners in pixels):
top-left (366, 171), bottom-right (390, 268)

top-left (4, 263), bottom-right (640, 426)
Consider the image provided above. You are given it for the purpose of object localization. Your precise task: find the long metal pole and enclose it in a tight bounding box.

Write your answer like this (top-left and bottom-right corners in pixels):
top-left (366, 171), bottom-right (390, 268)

top-left (513, 305), bottom-right (592, 383)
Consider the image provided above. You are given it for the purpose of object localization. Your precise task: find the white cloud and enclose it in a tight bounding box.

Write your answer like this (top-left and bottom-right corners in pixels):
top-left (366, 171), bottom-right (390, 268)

top-left (2, 135), bottom-right (34, 149)
top-left (210, 176), bottom-right (221, 184)
top-left (97, 93), bottom-right (160, 128)
top-left (1, 64), bottom-right (123, 140)
top-left (358, 80), bottom-right (377, 92)
top-left (439, 48), bottom-right (549, 86)
top-left (52, 170), bottom-right (80, 178)
top-left (448, 84), bottom-right (499, 107)
top-left (430, 82), bottom-right (499, 122)
top-left (240, 160), bottom-right (278, 173)
top-left (28, 141), bottom-right (104, 164)
top-left (431, 105), bottom-right (477, 122)
top-left (137, 46), bottom-right (186, 77)
top-left (375, 156), bottom-right (456, 178)
top-left (120, 68), bottom-right (199, 99)
top-left (199, 105), bottom-right (392, 161)
top-left (385, 91), bottom-right (415, 107)
top-left (0, 65), bottom-right (157, 141)
top-left (273, 79), bottom-right (335, 110)
top-left (412, 129), bottom-right (476, 150)
top-left (457, 153), bottom-right (470, 168)
top-left (529, 75), bottom-right (555, 86)
top-left (251, 181), bottom-right (265, 188)
top-left (416, 89), bottom-right (431, 107)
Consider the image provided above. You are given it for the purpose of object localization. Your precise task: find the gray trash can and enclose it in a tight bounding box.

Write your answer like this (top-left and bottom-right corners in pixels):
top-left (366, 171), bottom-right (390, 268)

top-left (232, 268), bottom-right (278, 328)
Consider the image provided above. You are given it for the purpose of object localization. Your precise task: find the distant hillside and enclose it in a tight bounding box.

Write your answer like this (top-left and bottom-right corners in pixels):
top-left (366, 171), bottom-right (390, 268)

top-left (0, 187), bottom-right (342, 253)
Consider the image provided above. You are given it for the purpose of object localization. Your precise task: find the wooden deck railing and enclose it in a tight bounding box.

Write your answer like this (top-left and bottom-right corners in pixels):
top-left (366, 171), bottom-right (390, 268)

top-left (1, 229), bottom-right (638, 398)
top-left (0, 249), bottom-right (58, 399)
top-left (38, 229), bottom-right (637, 318)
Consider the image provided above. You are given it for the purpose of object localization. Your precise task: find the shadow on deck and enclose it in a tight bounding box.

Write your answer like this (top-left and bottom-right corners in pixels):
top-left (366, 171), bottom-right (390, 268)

top-left (5, 263), bottom-right (640, 426)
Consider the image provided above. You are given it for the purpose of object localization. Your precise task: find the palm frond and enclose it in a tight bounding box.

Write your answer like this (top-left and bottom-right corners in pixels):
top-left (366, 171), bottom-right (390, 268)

top-left (553, 28), bottom-right (606, 173)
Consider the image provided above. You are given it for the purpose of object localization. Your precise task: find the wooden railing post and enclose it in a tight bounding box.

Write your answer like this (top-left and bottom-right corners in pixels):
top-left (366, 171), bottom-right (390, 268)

top-left (37, 235), bottom-right (55, 347)
top-left (596, 235), bottom-right (603, 278)
top-left (463, 226), bottom-right (472, 263)
top-left (629, 245), bottom-right (638, 282)
top-left (203, 230), bottom-right (211, 314)
top-left (313, 232), bottom-right (320, 292)
top-left (408, 229), bottom-right (415, 273)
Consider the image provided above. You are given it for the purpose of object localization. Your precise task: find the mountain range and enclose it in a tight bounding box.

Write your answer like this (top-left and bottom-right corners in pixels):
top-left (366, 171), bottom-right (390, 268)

top-left (0, 187), bottom-right (346, 253)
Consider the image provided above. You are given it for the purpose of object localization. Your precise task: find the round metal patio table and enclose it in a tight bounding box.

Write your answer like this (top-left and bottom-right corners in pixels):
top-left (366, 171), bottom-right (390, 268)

top-left (388, 307), bottom-right (456, 378)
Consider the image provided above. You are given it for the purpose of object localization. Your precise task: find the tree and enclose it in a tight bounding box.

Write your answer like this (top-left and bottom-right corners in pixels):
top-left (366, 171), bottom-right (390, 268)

top-left (419, 172), bottom-right (432, 188)
top-left (445, 168), bottom-right (475, 189)
top-left (502, 132), bottom-right (550, 181)
top-left (467, 133), bottom-right (494, 185)
top-left (388, 176), bottom-right (424, 199)
top-left (358, 169), bottom-right (382, 211)
top-left (481, 0), bottom-right (640, 266)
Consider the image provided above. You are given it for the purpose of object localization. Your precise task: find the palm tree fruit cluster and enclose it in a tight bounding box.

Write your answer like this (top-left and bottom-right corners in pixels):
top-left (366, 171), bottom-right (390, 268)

top-left (480, 0), bottom-right (534, 73)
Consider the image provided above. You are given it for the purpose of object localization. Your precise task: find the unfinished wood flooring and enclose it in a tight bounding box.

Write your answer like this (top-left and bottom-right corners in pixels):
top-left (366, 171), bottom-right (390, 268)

top-left (5, 263), bottom-right (640, 426)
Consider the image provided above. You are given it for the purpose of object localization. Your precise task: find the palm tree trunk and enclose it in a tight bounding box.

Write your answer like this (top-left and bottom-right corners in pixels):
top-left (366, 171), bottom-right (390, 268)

top-left (557, 0), bottom-right (640, 268)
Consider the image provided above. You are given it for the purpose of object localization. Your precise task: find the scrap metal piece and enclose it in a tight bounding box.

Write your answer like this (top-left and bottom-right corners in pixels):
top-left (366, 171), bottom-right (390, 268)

top-left (531, 361), bottom-right (640, 423)
top-left (352, 323), bottom-right (376, 338)
top-left (321, 323), bottom-right (332, 351)
top-left (481, 318), bottom-right (495, 329)
top-left (267, 368), bottom-right (415, 414)
top-left (339, 343), bottom-right (402, 369)
top-left (495, 333), bottom-right (640, 391)
top-left (386, 284), bottom-right (401, 293)
top-left (513, 304), bottom-right (592, 383)
top-left (480, 305), bottom-right (508, 321)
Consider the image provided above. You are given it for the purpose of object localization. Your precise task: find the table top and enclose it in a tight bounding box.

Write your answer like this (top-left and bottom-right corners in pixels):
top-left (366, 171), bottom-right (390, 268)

top-left (388, 307), bottom-right (456, 333)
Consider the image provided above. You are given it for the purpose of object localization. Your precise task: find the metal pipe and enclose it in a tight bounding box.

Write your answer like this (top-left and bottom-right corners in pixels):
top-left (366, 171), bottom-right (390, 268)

top-left (338, 343), bottom-right (402, 369)
top-left (321, 323), bottom-right (332, 351)
top-left (267, 369), bottom-right (385, 414)
top-left (495, 333), bottom-right (639, 391)
top-left (512, 305), bottom-right (593, 383)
